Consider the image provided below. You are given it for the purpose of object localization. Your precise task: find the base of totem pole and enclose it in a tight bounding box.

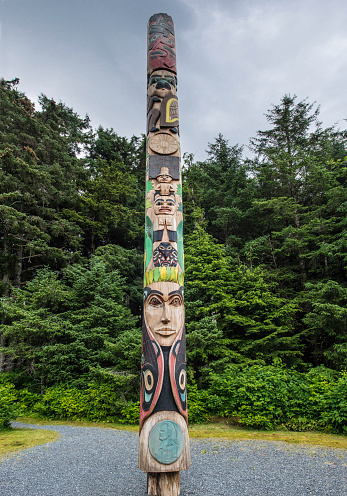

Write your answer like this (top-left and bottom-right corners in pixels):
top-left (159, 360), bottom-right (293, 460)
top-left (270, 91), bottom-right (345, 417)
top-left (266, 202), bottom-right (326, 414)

top-left (139, 411), bottom-right (190, 472)
top-left (147, 472), bottom-right (180, 496)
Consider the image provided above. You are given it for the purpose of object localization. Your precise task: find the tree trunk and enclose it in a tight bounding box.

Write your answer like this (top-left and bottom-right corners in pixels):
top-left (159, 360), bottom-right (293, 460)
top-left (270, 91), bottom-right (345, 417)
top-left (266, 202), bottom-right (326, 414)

top-left (14, 244), bottom-right (24, 287)
top-left (0, 333), bottom-right (5, 372)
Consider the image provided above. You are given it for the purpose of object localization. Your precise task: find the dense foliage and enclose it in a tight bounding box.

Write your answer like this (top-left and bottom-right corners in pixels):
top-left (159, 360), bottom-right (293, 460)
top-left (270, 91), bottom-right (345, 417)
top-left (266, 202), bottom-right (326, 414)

top-left (1, 80), bottom-right (346, 431)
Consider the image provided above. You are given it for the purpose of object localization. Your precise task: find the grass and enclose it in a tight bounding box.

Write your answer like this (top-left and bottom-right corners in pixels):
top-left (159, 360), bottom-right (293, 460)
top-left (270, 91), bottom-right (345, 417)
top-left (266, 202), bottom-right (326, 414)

top-left (17, 416), bottom-right (139, 432)
top-left (0, 428), bottom-right (60, 461)
top-left (188, 423), bottom-right (347, 449)
top-left (15, 416), bottom-right (347, 450)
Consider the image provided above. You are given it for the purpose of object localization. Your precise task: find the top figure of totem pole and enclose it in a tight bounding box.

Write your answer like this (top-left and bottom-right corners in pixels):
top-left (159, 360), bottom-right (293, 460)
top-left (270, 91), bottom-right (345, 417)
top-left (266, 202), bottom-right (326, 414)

top-left (139, 13), bottom-right (190, 496)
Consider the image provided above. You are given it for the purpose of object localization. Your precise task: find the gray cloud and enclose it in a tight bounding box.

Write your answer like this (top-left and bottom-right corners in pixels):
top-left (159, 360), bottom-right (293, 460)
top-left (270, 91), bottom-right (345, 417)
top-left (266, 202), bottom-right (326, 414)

top-left (1, 0), bottom-right (346, 161)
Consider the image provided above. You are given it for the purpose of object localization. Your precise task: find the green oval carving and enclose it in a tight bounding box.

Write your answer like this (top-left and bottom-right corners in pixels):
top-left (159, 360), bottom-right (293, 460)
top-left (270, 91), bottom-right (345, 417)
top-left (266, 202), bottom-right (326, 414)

top-left (149, 420), bottom-right (184, 465)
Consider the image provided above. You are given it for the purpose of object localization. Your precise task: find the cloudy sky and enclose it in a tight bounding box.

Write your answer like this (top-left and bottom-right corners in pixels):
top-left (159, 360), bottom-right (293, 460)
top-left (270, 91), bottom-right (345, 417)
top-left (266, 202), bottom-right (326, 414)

top-left (1, 0), bottom-right (346, 160)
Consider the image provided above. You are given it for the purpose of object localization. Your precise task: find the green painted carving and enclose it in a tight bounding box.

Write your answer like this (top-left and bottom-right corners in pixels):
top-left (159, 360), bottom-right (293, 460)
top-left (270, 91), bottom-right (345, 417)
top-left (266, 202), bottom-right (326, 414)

top-left (177, 238), bottom-right (184, 272)
top-left (144, 216), bottom-right (153, 270)
top-left (146, 180), bottom-right (154, 193)
top-left (176, 220), bottom-right (184, 271)
top-left (153, 267), bottom-right (160, 282)
top-left (176, 220), bottom-right (183, 241)
top-left (176, 184), bottom-right (182, 197)
top-left (148, 420), bottom-right (184, 465)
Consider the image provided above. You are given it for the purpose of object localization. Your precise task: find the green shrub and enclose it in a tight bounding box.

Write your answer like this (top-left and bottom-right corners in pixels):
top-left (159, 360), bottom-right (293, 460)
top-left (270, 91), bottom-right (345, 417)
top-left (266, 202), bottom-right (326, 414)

top-left (208, 364), bottom-right (306, 429)
top-left (17, 388), bottom-right (41, 413)
top-left (187, 383), bottom-right (211, 423)
top-left (119, 401), bottom-right (140, 425)
top-left (33, 383), bottom-right (125, 422)
top-left (319, 371), bottom-right (347, 433)
top-left (0, 383), bottom-right (19, 430)
top-left (207, 364), bottom-right (346, 431)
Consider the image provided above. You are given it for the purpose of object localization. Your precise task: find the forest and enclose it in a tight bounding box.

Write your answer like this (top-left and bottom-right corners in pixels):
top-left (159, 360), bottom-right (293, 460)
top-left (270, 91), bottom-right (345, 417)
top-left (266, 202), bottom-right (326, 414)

top-left (1, 78), bottom-right (346, 433)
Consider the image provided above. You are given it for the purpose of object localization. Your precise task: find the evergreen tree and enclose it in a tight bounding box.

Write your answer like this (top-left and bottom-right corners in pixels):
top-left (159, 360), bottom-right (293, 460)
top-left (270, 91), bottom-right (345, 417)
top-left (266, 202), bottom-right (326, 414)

top-left (0, 79), bottom-right (91, 293)
top-left (185, 227), bottom-right (301, 385)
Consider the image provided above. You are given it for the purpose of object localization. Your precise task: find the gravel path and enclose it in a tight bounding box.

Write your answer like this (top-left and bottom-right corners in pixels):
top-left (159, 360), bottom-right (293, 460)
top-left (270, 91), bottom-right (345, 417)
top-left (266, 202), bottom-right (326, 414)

top-left (0, 422), bottom-right (346, 495)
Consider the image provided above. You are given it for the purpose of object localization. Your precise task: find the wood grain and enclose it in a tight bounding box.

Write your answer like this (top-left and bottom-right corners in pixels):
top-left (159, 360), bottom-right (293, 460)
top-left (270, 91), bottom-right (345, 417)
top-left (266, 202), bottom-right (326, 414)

top-left (147, 472), bottom-right (180, 496)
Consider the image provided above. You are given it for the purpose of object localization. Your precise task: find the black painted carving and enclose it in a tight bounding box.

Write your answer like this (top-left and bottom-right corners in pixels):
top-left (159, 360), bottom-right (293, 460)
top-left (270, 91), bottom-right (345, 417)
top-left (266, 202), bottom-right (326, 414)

top-left (148, 156), bottom-right (180, 179)
top-left (153, 242), bottom-right (178, 267)
top-left (153, 230), bottom-right (177, 242)
top-left (152, 346), bottom-right (179, 415)
top-left (160, 94), bottom-right (179, 128)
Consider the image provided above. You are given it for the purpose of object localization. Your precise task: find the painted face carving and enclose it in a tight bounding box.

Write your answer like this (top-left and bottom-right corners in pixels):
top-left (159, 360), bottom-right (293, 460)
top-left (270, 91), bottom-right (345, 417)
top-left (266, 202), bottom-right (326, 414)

top-left (148, 70), bottom-right (177, 98)
top-left (144, 283), bottom-right (184, 346)
top-left (153, 242), bottom-right (178, 267)
top-left (153, 193), bottom-right (177, 216)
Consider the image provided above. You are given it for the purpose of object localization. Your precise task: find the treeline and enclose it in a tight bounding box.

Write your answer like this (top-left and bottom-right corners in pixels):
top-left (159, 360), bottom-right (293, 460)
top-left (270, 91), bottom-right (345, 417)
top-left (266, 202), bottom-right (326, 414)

top-left (1, 79), bottom-right (346, 432)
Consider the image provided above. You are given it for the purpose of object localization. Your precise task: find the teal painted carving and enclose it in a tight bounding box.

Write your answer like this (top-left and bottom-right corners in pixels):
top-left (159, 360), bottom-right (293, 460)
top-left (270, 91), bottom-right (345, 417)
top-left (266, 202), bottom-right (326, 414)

top-left (149, 420), bottom-right (184, 464)
top-left (145, 216), bottom-right (153, 270)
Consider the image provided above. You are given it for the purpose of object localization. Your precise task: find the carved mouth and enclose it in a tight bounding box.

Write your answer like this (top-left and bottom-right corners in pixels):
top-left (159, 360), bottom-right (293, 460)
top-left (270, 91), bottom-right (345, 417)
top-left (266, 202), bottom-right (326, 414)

top-left (155, 327), bottom-right (176, 336)
top-left (159, 207), bottom-right (172, 213)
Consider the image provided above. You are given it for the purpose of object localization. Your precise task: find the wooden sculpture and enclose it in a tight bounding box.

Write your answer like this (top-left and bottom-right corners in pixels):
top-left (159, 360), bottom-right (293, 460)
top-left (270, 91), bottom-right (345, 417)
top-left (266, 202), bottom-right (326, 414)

top-left (139, 13), bottom-right (190, 496)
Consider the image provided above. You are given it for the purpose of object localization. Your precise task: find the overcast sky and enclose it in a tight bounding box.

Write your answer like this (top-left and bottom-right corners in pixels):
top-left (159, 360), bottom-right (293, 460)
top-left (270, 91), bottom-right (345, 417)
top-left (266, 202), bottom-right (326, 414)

top-left (1, 0), bottom-right (346, 161)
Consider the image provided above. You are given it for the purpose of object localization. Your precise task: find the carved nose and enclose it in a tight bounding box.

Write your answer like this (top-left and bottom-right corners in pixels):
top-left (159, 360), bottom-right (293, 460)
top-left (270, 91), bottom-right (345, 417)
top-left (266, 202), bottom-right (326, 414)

top-left (161, 317), bottom-right (170, 324)
top-left (156, 81), bottom-right (171, 90)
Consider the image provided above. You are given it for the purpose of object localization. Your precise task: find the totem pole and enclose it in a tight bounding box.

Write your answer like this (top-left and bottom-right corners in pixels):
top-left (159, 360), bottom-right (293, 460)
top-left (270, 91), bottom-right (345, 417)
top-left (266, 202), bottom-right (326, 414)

top-left (139, 13), bottom-right (190, 496)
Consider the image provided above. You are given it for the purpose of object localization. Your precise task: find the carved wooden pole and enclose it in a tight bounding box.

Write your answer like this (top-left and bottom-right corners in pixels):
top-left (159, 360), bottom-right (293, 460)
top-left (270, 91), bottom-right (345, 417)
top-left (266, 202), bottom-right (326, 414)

top-left (138, 13), bottom-right (190, 496)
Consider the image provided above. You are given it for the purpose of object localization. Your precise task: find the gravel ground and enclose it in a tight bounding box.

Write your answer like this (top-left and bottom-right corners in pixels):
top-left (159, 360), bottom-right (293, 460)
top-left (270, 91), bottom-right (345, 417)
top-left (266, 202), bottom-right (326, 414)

top-left (0, 422), bottom-right (345, 496)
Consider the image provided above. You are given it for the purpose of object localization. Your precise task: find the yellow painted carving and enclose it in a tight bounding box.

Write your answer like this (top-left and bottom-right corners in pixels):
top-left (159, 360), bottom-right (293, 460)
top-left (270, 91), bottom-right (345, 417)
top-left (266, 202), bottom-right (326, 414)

top-left (144, 268), bottom-right (184, 284)
top-left (160, 267), bottom-right (167, 280)
top-left (166, 98), bottom-right (179, 124)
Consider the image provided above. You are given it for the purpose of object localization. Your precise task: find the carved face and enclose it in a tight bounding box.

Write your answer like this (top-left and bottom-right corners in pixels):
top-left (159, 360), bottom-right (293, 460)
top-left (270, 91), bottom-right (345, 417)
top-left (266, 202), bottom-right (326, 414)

top-left (154, 193), bottom-right (177, 216)
top-left (153, 242), bottom-right (178, 267)
top-left (157, 173), bottom-right (172, 183)
top-left (148, 70), bottom-right (177, 98)
top-left (144, 283), bottom-right (184, 346)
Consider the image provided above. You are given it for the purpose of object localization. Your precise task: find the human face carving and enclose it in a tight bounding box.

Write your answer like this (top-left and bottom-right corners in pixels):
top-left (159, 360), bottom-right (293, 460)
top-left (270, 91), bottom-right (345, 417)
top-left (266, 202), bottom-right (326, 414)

top-left (148, 70), bottom-right (177, 98)
top-left (153, 193), bottom-right (177, 216)
top-left (144, 283), bottom-right (184, 346)
top-left (157, 173), bottom-right (172, 183)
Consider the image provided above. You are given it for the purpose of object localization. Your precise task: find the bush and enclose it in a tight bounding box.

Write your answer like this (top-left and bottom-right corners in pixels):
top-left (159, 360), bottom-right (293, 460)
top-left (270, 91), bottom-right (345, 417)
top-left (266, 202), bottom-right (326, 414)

top-left (0, 383), bottom-right (19, 430)
top-left (207, 364), bottom-right (346, 432)
top-left (119, 401), bottom-right (140, 425)
top-left (32, 383), bottom-right (126, 422)
top-left (320, 371), bottom-right (347, 433)
top-left (187, 383), bottom-right (211, 423)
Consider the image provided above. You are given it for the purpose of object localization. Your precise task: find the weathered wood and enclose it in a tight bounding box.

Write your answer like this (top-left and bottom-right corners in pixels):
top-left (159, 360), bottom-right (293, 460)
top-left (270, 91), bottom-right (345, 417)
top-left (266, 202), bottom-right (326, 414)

top-left (139, 13), bottom-right (190, 492)
top-left (139, 411), bottom-right (190, 472)
top-left (147, 472), bottom-right (180, 496)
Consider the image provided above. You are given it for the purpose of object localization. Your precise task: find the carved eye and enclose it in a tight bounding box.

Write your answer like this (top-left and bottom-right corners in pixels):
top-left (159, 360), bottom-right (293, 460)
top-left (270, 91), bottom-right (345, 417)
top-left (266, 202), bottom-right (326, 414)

top-left (144, 370), bottom-right (154, 391)
top-left (149, 296), bottom-right (162, 307)
top-left (179, 369), bottom-right (186, 390)
top-left (170, 297), bottom-right (181, 307)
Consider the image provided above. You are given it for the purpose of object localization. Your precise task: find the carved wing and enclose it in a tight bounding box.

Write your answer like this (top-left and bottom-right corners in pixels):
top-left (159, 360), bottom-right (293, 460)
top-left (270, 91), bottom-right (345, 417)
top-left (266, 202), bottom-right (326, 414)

top-left (139, 323), bottom-right (164, 431)
top-left (169, 325), bottom-right (188, 421)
